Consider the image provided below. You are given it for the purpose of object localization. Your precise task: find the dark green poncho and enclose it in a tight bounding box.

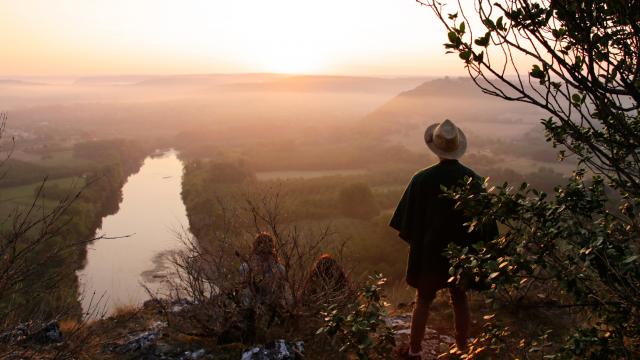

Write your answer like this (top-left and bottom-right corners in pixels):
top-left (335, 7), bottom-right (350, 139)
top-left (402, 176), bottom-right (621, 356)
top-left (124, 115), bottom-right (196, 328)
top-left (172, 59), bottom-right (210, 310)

top-left (390, 159), bottom-right (497, 290)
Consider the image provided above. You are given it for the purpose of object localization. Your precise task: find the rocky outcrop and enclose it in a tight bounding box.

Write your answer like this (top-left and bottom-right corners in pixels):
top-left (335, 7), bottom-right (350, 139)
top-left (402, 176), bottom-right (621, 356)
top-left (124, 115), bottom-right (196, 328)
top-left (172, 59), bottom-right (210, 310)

top-left (102, 319), bottom-right (218, 360)
top-left (241, 340), bottom-right (304, 360)
top-left (107, 329), bottom-right (161, 354)
top-left (0, 320), bottom-right (63, 345)
top-left (387, 313), bottom-right (455, 359)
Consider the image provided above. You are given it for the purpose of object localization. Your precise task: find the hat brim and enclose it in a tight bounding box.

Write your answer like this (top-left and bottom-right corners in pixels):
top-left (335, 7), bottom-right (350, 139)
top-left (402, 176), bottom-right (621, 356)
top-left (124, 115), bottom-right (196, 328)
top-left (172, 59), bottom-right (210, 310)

top-left (424, 123), bottom-right (467, 159)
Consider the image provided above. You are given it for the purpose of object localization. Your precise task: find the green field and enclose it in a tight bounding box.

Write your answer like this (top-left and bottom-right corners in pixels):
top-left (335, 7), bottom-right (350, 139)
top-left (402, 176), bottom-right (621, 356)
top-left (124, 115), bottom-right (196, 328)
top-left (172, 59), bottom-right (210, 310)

top-left (12, 149), bottom-right (93, 168)
top-left (34, 149), bottom-right (83, 167)
top-left (0, 176), bottom-right (85, 220)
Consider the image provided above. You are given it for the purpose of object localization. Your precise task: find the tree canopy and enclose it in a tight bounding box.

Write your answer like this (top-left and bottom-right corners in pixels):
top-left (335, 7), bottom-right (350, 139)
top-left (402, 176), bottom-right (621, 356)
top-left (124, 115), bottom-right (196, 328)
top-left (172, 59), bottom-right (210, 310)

top-left (421, 1), bottom-right (640, 358)
top-left (423, 0), bottom-right (639, 194)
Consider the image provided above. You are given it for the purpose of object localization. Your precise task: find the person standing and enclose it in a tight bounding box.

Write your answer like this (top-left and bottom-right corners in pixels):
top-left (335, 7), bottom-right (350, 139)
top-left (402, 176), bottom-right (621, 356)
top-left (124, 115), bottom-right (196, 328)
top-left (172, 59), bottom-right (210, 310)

top-left (390, 120), bottom-right (498, 358)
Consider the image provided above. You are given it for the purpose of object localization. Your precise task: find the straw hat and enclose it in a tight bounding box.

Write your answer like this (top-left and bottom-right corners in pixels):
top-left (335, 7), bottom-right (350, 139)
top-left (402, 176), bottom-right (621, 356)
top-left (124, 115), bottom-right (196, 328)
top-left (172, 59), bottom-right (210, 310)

top-left (424, 119), bottom-right (467, 159)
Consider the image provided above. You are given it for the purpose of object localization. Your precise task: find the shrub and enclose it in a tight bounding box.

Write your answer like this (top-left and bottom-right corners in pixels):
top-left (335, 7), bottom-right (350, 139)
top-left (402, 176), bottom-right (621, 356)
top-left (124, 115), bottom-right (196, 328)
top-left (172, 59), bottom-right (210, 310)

top-left (317, 273), bottom-right (396, 359)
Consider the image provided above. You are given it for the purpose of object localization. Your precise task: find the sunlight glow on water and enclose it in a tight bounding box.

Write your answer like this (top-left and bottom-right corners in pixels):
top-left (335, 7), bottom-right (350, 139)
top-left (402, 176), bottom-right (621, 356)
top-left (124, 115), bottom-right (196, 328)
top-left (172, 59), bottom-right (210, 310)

top-left (77, 150), bottom-right (190, 316)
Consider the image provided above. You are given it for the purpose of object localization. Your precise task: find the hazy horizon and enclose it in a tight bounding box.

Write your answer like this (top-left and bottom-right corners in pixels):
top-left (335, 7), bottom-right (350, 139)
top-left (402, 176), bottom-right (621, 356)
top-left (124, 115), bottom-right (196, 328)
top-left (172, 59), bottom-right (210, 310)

top-left (0, 1), bottom-right (564, 308)
top-left (2, 72), bottom-right (442, 81)
top-left (0, 0), bottom-right (470, 77)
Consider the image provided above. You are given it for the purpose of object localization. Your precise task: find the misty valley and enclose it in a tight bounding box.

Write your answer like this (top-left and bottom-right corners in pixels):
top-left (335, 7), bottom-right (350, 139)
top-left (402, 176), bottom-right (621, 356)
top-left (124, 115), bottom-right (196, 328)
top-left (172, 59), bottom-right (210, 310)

top-left (1, 76), bottom-right (570, 322)
top-left (0, 72), bottom-right (620, 359)
top-left (2, 1), bottom-right (639, 358)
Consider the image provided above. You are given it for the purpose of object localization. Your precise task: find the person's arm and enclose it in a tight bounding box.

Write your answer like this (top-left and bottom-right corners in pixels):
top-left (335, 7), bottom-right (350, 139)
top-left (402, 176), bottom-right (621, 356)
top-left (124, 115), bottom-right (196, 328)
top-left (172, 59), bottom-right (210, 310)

top-left (389, 178), bottom-right (415, 244)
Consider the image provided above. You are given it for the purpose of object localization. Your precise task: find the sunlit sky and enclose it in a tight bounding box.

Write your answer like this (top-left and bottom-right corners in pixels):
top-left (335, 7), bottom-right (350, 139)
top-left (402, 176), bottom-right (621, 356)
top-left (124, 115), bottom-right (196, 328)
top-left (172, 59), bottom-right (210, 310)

top-left (0, 0), bottom-right (466, 77)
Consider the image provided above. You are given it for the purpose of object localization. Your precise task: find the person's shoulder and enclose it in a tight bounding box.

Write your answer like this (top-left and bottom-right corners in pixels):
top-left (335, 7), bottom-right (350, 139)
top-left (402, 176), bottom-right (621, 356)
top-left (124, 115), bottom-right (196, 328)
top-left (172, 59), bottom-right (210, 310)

top-left (457, 162), bottom-right (486, 186)
top-left (457, 161), bottom-right (480, 176)
top-left (411, 163), bottom-right (439, 182)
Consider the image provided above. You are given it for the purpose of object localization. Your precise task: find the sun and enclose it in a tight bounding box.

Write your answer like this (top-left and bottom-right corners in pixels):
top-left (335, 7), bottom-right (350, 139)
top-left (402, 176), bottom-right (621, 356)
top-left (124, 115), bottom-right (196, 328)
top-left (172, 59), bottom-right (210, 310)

top-left (240, 37), bottom-right (329, 74)
top-left (234, 16), bottom-right (332, 75)
top-left (257, 50), bottom-right (326, 74)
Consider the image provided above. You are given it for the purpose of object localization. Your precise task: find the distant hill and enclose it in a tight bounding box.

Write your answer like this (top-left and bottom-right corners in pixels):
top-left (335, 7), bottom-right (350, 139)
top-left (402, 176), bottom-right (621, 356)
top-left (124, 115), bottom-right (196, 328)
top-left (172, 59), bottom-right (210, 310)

top-left (361, 77), bottom-right (545, 149)
top-left (21, 73), bottom-right (428, 95)
top-left (73, 75), bottom-right (158, 85)
top-left (396, 77), bottom-right (486, 98)
top-left (132, 73), bottom-right (286, 87)
top-left (74, 73), bottom-right (308, 88)
top-left (219, 75), bottom-right (430, 94)
top-left (73, 74), bottom-right (285, 86)
top-left (0, 79), bottom-right (47, 86)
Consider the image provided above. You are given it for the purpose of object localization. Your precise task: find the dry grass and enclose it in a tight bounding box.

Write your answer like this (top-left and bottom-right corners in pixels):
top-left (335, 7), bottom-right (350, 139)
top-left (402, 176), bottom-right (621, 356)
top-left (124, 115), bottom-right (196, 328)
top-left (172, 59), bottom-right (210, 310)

top-left (386, 281), bottom-right (415, 309)
top-left (58, 319), bottom-right (81, 334)
top-left (112, 303), bottom-right (139, 317)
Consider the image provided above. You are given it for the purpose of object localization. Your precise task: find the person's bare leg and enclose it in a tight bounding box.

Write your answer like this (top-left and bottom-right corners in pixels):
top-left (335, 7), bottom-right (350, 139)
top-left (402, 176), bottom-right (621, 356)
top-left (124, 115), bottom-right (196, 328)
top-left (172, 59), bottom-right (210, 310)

top-left (409, 287), bottom-right (437, 354)
top-left (449, 286), bottom-right (470, 349)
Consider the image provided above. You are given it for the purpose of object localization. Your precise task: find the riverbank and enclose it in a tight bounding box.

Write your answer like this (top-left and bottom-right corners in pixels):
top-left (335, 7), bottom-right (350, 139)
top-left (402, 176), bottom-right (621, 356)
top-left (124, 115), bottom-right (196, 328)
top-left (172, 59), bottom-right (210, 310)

top-left (0, 139), bottom-right (149, 324)
top-left (78, 150), bottom-right (191, 317)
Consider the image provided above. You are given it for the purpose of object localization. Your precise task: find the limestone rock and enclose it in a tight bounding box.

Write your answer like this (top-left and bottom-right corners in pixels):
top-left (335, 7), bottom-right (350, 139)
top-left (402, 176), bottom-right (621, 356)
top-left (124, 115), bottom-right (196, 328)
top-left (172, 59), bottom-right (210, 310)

top-left (241, 340), bottom-right (304, 360)
top-left (28, 321), bottom-right (63, 344)
top-left (110, 329), bottom-right (160, 354)
top-left (178, 348), bottom-right (212, 359)
top-left (0, 323), bottom-right (29, 345)
top-left (387, 313), bottom-right (455, 360)
top-left (0, 320), bottom-right (62, 345)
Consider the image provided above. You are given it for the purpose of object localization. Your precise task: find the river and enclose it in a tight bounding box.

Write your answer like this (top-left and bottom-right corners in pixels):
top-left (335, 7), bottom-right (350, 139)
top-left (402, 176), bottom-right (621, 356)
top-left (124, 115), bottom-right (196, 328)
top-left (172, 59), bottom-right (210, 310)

top-left (77, 150), bottom-right (190, 316)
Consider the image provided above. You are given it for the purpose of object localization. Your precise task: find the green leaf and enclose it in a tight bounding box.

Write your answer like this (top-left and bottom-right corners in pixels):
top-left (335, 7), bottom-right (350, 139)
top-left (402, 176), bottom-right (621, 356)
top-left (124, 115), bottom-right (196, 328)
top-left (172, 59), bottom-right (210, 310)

top-left (447, 31), bottom-right (461, 47)
top-left (552, 28), bottom-right (566, 39)
top-left (474, 31), bottom-right (491, 47)
top-left (572, 93), bottom-right (582, 104)
top-left (482, 18), bottom-right (495, 30)
top-left (459, 50), bottom-right (472, 62)
top-left (473, 51), bottom-right (485, 63)
top-left (496, 16), bottom-right (506, 31)
top-left (530, 65), bottom-right (545, 79)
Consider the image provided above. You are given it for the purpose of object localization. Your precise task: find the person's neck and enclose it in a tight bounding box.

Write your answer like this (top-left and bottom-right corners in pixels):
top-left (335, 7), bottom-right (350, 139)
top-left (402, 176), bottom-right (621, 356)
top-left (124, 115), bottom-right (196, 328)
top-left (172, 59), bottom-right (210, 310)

top-left (438, 158), bottom-right (459, 164)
